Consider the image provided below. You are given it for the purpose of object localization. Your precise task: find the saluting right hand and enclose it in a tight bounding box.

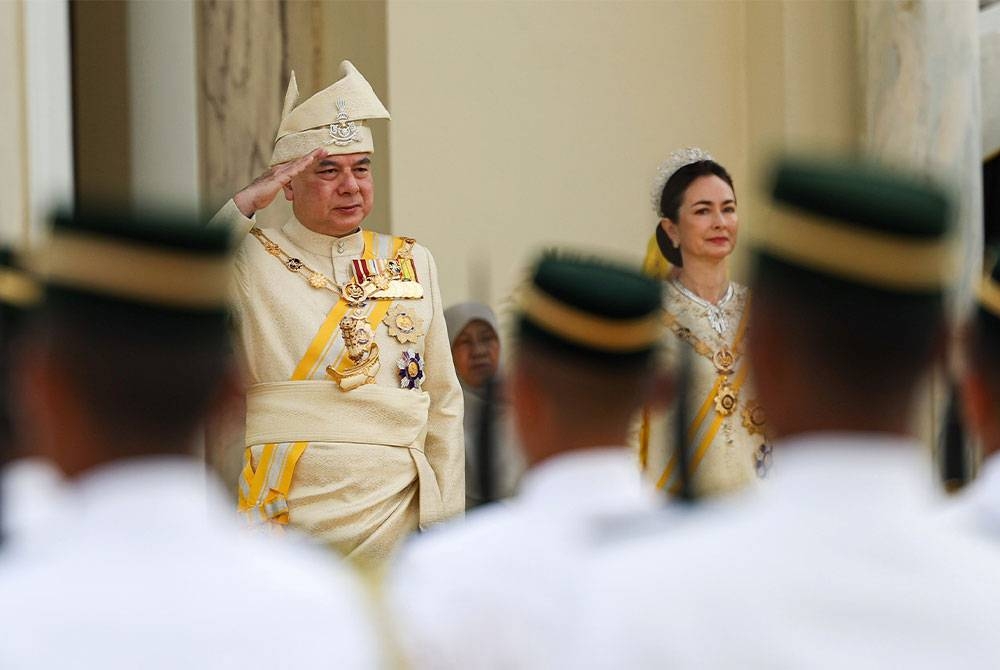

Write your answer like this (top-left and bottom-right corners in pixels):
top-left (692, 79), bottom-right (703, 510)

top-left (232, 148), bottom-right (328, 218)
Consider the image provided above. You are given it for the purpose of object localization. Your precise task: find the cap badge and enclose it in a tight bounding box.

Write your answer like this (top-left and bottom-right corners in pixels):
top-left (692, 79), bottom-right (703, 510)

top-left (327, 98), bottom-right (362, 146)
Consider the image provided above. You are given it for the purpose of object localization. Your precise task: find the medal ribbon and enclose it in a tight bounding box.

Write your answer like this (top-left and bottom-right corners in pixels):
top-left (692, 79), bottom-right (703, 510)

top-left (648, 299), bottom-right (752, 491)
top-left (239, 231), bottom-right (404, 523)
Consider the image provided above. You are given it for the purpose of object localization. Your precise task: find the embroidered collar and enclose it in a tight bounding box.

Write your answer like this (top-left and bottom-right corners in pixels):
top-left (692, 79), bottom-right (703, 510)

top-left (282, 217), bottom-right (365, 258)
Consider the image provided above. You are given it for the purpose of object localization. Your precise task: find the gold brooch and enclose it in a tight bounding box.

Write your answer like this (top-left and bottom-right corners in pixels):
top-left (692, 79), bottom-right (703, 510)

top-left (714, 383), bottom-right (739, 416)
top-left (742, 399), bottom-right (767, 435)
top-left (713, 347), bottom-right (736, 374)
top-left (342, 282), bottom-right (367, 306)
top-left (383, 304), bottom-right (425, 344)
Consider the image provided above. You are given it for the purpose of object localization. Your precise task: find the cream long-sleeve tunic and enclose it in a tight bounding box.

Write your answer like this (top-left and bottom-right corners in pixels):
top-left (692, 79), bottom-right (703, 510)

top-left (211, 201), bottom-right (464, 565)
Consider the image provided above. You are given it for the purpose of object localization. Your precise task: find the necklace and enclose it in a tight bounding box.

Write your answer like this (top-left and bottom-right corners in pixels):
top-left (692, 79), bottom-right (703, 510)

top-left (670, 278), bottom-right (734, 335)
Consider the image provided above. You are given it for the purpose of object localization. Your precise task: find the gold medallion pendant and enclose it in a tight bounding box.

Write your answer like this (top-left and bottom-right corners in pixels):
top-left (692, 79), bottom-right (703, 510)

top-left (713, 347), bottom-right (736, 374)
top-left (383, 304), bottom-right (425, 344)
top-left (741, 399), bottom-right (767, 436)
top-left (714, 383), bottom-right (739, 416)
top-left (327, 315), bottom-right (381, 391)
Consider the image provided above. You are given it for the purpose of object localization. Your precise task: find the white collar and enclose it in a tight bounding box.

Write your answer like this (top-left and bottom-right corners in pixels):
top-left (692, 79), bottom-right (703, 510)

top-left (765, 432), bottom-right (941, 513)
top-left (64, 456), bottom-right (232, 532)
top-left (518, 448), bottom-right (656, 513)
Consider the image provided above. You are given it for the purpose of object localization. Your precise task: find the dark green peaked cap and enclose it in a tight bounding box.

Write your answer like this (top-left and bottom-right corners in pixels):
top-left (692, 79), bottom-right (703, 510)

top-left (772, 156), bottom-right (950, 238)
top-left (518, 253), bottom-right (662, 361)
top-left (755, 155), bottom-right (953, 295)
top-left (44, 207), bottom-right (233, 315)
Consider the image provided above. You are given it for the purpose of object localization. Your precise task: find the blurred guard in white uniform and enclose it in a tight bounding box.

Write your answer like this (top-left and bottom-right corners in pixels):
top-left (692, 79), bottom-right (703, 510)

top-left (579, 156), bottom-right (1000, 669)
top-left (0, 209), bottom-right (379, 669)
top-left (951, 255), bottom-right (1000, 537)
top-left (387, 254), bottom-right (666, 670)
top-left (0, 248), bottom-right (64, 548)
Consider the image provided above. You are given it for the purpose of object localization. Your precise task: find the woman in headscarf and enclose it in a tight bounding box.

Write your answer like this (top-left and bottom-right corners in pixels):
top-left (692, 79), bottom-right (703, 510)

top-left (445, 302), bottom-right (525, 508)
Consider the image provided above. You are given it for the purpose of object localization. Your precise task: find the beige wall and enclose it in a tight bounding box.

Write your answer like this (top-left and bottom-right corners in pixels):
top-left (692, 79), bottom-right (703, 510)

top-left (386, 0), bottom-right (749, 310)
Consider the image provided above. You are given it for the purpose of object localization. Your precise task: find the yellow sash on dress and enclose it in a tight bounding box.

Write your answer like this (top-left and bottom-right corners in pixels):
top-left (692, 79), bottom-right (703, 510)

top-left (638, 300), bottom-right (752, 492)
top-left (238, 231), bottom-right (405, 525)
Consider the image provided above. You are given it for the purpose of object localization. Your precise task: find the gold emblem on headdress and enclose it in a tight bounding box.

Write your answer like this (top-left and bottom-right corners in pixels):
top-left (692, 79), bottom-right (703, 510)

top-left (327, 98), bottom-right (362, 146)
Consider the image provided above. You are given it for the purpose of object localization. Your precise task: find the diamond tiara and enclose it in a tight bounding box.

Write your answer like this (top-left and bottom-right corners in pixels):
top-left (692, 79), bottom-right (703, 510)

top-left (650, 147), bottom-right (714, 217)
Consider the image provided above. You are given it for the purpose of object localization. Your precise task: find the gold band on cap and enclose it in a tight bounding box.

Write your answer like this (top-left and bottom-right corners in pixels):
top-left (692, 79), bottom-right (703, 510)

top-left (979, 274), bottom-right (1000, 320)
top-left (43, 232), bottom-right (231, 309)
top-left (520, 285), bottom-right (661, 353)
top-left (0, 268), bottom-right (40, 307)
top-left (753, 206), bottom-right (953, 291)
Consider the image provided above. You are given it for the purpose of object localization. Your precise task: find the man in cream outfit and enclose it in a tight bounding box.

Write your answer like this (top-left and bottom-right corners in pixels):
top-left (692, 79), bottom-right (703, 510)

top-left (210, 61), bottom-right (463, 564)
top-left (388, 254), bottom-right (667, 669)
top-left (0, 209), bottom-right (379, 668)
top-left (576, 157), bottom-right (1000, 669)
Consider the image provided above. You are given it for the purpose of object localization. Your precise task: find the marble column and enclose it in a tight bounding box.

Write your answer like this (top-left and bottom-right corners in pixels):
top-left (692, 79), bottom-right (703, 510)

top-left (0, 0), bottom-right (29, 247)
top-left (857, 0), bottom-right (983, 302)
top-left (982, 3), bottom-right (1000, 161)
top-left (856, 0), bottom-right (983, 480)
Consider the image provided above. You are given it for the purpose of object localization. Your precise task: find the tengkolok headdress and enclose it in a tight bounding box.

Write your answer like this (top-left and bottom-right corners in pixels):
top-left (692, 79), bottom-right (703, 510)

top-left (270, 60), bottom-right (390, 166)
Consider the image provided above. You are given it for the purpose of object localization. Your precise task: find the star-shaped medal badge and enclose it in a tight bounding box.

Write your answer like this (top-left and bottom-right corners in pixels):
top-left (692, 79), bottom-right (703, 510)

top-left (398, 350), bottom-right (425, 390)
top-left (384, 304), bottom-right (425, 344)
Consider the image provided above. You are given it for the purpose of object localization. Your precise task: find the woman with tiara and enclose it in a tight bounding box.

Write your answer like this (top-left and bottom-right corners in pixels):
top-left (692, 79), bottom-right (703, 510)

top-left (639, 147), bottom-right (772, 496)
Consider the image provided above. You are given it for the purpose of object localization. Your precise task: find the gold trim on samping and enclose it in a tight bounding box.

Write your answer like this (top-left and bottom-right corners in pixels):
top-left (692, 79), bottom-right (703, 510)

top-left (978, 274), bottom-right (1000, 320)
top-left (753, 207), bottom-right (953, 291)
top-left (0, 268), bottom-right (40, 307)
top-left (519, 285), bottom-right (661, 352)
top-left (42, 232), bottom-right (231, 308)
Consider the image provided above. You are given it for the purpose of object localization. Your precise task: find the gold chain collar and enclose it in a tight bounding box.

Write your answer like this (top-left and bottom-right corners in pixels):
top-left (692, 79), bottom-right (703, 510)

top-left (249, 227), bottom-right (414, 307)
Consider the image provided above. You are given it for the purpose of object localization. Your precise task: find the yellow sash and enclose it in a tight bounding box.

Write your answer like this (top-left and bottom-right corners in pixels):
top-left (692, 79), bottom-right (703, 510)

top-left (638, 301), bottom-right (752, 492)
top-left (238, 231), bottom-right (406, 525)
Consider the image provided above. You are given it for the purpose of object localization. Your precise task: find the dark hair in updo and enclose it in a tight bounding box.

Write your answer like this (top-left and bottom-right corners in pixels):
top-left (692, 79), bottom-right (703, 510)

top-left (656, 160), bottom-right (736, 267)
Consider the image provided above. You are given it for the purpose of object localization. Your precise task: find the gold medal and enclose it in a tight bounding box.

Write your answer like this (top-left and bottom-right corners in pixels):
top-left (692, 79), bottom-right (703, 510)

top-left (742, 399), bottom-right (767, 435)
top-left (383, 304), bottom-right (425, 344)
top-left (342, 281), bottom-right (367, 306)
top-left (713, 347), bottom-right (736, 374)
top-left (714, 383), bottom-right (739, 416)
